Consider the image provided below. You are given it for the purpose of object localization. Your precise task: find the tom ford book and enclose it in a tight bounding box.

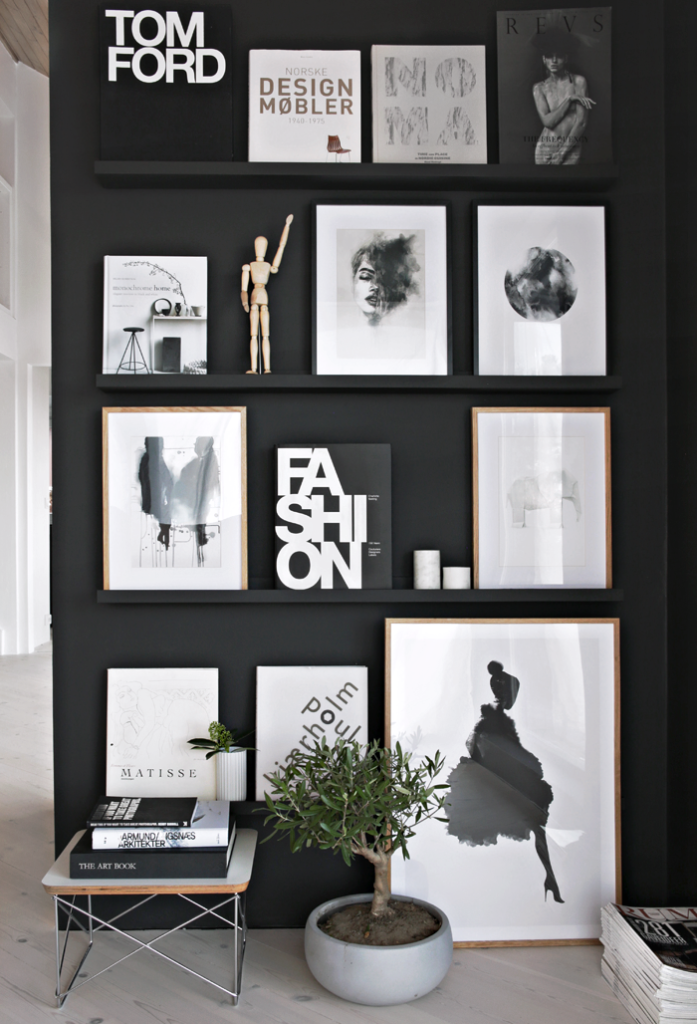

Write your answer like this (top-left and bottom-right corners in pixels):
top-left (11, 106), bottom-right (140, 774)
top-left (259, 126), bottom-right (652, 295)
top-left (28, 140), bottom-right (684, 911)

top-left (275, 444), bottom-right (391, 590)
top-left (99, 4), bottom-right (234, 160)
top-left (371, 45), bottom-right (487, 164)
top-left (248, 50), bottom-right (361, 162)
top-left (497, 8), bottom-right (612, 165)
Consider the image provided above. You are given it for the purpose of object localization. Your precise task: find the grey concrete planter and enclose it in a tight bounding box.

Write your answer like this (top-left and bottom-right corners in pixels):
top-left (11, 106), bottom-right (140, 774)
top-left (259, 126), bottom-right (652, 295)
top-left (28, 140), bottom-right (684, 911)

top-left (304, 893), bottom-right (453, 1006)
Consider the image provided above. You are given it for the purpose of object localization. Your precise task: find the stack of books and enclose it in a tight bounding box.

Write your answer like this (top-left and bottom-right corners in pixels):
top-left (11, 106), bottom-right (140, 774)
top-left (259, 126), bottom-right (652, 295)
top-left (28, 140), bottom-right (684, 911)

top-left (601, 903), bottom-right (697, 1024)
top-left (70, 796), bottom-right (236, 879)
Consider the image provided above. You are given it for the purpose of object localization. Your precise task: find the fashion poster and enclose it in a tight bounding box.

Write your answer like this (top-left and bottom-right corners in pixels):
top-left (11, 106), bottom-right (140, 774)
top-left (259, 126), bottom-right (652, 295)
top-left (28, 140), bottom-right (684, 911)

top-left (473, 408), bottom-right (611, 588)
top-left (103, 407), bottom-right (247, 590)
top-left (106, 668), bottom-right (218, 799)
top-left (255, 666), bottom-right (368, 799)
top-left (497, 8), bottom-right (612, 165)
top-left (475, 204), bottom-right (606, 376)
top-left (314, 203), bottom-right (450, 375)
top-left (387, 619), bottom-right (620, 944)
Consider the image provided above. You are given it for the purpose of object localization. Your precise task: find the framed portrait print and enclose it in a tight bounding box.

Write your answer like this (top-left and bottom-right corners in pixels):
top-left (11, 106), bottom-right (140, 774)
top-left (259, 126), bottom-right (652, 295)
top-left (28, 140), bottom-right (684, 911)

top-left (473, 408), bottom-right (611, 589)
top-left (313, 202), bottom-right (451, 376)
top-left (103, 407), bottom-right (247, 590)
top-left (386, 618), bottom-right (620, 945)
top-left (474, 204), bottom-right (606, 376)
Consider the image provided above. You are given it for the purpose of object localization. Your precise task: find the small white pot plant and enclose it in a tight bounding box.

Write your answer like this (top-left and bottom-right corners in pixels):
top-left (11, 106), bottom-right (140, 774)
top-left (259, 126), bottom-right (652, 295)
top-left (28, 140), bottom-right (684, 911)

top-left (262, 737), bottom-right (454, 1006)
top-left (188, 721), bottom-right (255, 802)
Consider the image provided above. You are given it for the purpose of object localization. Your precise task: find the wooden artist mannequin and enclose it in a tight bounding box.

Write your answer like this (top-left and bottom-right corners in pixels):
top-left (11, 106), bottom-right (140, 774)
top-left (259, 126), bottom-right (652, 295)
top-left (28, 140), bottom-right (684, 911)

top-left (241, 214), bottom-right (293, 373)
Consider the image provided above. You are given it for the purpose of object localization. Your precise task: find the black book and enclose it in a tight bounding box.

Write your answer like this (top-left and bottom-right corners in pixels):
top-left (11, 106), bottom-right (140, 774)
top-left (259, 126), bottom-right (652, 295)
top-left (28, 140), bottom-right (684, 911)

top-left (86, 796), bottom-right (198, 829)
top-left (99, 4), bottom-right (234, 160)
top-left (70, 822), bottom-right (237, 879)
top-left (497, 8), bottom-right (612, 165)
top-left (275, 444), bottom-right (392, 590)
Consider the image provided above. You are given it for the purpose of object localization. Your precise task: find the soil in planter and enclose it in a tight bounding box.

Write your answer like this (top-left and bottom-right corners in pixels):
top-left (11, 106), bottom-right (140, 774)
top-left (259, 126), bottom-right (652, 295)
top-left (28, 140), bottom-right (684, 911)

top-left (319, 899), bottom-right (440, 946)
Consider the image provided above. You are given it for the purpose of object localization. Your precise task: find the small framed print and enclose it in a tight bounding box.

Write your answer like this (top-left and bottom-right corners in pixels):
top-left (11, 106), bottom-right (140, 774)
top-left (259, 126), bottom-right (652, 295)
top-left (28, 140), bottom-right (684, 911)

top-left (386, 617), bottom-right (621, 945)
top-left (313, 201), bottom-right (451, 376)
top-left (473, 408), bottom-right (611, 589)
top-left (474, 204), bottom-right (606, 376)
top-left (103, 407), bottom-right (247, 590)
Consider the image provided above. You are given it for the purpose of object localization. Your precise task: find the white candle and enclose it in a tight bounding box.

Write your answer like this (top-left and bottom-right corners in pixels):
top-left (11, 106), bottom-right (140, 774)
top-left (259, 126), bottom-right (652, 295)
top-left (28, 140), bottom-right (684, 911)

top-left (414, 551), bottom-right (440, 590)
top-left (442, 566), bottom-right (471, 590)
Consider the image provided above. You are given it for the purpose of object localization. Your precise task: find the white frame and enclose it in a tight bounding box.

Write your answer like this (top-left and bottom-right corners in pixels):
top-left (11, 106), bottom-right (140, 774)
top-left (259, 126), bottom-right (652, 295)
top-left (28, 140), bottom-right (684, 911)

top-left (103, 407), bottom-right (247, 590)
top-left (0, 174), bottom-right (14, 315)
top-left (386, 618), bottom-right (621, 945)
top-left (314, 202), bottom-right (450, 376)
top-left (106, 668), bottom-right (218, 799)
top-left (475, 204), bottom-right (606, 376)
top-left (473, 407), bottom-right (612, 589)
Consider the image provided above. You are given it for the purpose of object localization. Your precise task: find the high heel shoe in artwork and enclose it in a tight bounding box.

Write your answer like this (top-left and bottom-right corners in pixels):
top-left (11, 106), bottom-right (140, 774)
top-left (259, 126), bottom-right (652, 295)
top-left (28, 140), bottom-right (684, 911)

top-left (544, 877), bottom-right (565, 903)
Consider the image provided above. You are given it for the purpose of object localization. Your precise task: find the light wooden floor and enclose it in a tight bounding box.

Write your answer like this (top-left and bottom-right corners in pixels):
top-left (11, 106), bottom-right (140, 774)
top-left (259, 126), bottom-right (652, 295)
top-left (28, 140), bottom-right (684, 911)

top-left (0, 647), bottom-right (636, 1024)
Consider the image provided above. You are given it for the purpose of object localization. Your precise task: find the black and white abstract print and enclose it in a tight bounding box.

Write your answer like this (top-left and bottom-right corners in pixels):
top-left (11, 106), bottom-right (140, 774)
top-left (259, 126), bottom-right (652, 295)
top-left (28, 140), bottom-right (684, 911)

top-left (504, 247), bottom-right (577, 321)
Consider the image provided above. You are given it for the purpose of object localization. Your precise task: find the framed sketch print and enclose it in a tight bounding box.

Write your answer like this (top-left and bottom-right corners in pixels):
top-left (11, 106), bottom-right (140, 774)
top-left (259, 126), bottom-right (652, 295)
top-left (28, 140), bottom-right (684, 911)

top-left (255, 666), bottom-right (368, 799)
top-left (103, 407), bottom-right (247, 590)
top-left (474, 204), bottom-right (606, 376)
top-left (106, 668), bottom-right (218, 799)
top-left (386, 618), bottom-right (620, 945)
top-left (473, 408), bottom-right (611, 589)
top-left (313, 202), bottom-right (451, 376)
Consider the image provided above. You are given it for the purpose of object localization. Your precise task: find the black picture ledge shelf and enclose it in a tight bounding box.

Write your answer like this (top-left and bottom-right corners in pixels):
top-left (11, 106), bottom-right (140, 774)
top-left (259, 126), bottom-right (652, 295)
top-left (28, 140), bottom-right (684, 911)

top-left (97, 373), bottom-right (622, 394)
top-left (94, 160), bottom-right (619, 192)
top-left (97, 589), bottom-right (623, 604)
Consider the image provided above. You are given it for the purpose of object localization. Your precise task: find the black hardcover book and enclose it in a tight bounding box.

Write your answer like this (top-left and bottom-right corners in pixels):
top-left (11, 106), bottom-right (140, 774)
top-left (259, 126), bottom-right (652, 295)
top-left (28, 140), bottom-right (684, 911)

top-left (99, 4), bottom-right (233, 160)
top-left (275, 444), bottom-right (392, 590)
top-left (70, 824), bottom-right (236, 879)
top-left (86, 796), bottom-right (198, 829)
top-left (497, 8), bottom-right (612, 165)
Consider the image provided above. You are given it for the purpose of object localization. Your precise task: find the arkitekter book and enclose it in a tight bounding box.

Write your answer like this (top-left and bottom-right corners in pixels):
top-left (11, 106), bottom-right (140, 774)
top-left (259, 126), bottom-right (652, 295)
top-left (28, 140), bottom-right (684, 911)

top-left (92, 800), bottom-right (231, 849)
top-left (248, 50), bottom-right (361, 162)
top-left (497, 8), bottom-right (612, 165)
top-left (275, 444), bottom-right (391, 590)
top-left (371, 45), bottom-right (487, 164)
top-left (71, 823), bottom-right (236, 879)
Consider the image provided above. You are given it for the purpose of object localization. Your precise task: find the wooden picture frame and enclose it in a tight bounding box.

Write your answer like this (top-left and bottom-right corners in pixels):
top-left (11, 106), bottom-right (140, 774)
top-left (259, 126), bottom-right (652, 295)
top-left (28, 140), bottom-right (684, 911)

top-left (385, 617), bottom-right (621, 946)
top-left (312, 200), bottom-right (452, 376)
top-left (103, 407), bottom-right (247, 590)
top-left (473, 407), bottom-right (611, 589)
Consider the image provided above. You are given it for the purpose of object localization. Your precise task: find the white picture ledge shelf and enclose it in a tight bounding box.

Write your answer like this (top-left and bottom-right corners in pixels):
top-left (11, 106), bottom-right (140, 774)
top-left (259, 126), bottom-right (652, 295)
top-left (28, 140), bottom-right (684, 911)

top-left (97, 589), bottom-right (624, 604)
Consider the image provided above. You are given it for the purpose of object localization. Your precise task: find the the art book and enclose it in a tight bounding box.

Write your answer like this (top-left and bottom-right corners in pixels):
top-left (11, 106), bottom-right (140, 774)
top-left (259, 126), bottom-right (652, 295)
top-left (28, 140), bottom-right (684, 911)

top-left (275, 444), bottom-right (391, 589)
top-left (99, 4), bottom-right (233, 160)
top-left (371, 45), bottom-right (487, 164)
top-left (255, 666), bottom-right (368, 799)
top-left (248, 49), bottom-right (361, 162)
top-left (497, 8), bottom-right (612, 165)
top-left (103, 256), bottom-right (207, 374)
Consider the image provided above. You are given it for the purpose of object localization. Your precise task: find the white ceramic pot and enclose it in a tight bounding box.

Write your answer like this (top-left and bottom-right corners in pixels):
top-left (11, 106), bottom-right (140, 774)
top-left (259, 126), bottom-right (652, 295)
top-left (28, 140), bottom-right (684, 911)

top-left (304, 893), bottom-right (453, 1005)
top-left (215, 749), bottom-right (247, 801)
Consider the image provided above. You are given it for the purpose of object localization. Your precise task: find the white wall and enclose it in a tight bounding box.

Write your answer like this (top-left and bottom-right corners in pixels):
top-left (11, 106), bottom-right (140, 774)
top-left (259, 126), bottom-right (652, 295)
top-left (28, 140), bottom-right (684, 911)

top-left (0, 40), bottom-right (51, 654)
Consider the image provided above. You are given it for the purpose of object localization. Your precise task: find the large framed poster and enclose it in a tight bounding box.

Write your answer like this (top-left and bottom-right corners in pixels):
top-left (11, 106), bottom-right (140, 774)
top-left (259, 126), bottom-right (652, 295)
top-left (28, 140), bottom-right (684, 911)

top-left (103, 407), bottom-right (247, 590)
top-left (313, 202), bottom-right (451, 376)
top-left (473, 407), bottom-right (611, 589)
top-left (386, 618), bottom-right (620, 945)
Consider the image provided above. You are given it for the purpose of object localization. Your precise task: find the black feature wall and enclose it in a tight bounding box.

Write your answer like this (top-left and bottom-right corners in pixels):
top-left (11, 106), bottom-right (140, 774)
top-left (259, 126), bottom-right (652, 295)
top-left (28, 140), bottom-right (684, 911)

top-left (50, 0), bottom-right (672, 927)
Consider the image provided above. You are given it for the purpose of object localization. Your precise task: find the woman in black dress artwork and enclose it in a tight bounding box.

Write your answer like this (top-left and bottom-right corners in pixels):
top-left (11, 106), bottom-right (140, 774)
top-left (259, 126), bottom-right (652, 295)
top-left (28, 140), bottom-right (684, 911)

top-left (445, 660), bottom-right (564, 903)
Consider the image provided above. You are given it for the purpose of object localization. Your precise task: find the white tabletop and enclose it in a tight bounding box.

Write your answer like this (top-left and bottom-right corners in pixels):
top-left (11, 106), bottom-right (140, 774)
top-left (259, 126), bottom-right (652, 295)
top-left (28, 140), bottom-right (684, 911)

top-left (42, 828), bottom-right (257, 896)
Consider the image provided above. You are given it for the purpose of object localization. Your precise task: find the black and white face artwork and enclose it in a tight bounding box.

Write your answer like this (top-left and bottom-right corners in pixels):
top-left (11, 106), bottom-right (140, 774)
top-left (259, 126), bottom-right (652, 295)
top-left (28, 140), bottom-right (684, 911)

top-left (504, 246), bottom-right (578, 322)
top-left (350, 231), bottom-right (421, 326)
top-left (135, 434), bottom-right (221, 568)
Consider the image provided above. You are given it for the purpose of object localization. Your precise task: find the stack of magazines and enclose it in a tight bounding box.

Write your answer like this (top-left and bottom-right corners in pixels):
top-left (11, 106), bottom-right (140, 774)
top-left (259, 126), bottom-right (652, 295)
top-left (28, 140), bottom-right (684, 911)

top-left (70, 796), bottom-right (236, 879)
top-left (601, 903), bottom-right (697, 1024)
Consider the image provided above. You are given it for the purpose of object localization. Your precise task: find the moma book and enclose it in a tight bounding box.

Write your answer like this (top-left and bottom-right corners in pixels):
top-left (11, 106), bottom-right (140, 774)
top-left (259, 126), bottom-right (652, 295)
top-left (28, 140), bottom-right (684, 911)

top-left (103, 256), bottom-right (207, 375)
top-left (99, 4), bottom-right (233, 160)
top-left (371, 45), bottom-right (487, 164)
top-left (248, 50), bottom-right (361, 162)
top-left (275, 444), bottom-right (391, 590)
top-left (497, 8), bottom-right (612, 165)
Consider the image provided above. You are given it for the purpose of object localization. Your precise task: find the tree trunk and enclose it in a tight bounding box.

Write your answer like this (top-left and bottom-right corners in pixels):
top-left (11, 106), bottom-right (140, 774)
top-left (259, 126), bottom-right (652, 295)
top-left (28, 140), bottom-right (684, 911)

top-left (370, 850), bottom-right (392, 918)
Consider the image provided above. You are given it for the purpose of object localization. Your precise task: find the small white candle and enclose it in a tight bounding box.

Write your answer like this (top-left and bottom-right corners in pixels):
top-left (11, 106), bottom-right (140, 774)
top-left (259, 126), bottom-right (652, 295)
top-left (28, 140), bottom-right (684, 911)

top-left (414, 551), bottom-right (440, 590)
top-left (442, 566), bottom-right (471, 590)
